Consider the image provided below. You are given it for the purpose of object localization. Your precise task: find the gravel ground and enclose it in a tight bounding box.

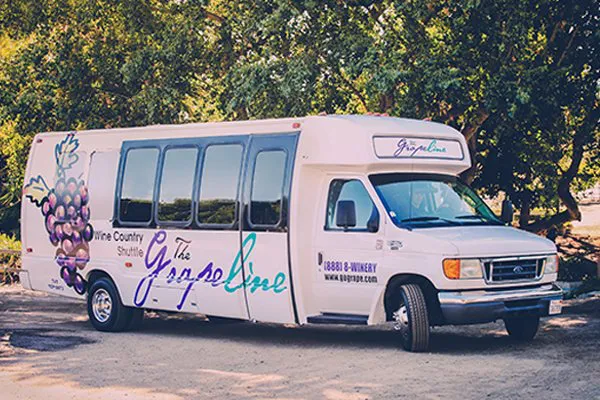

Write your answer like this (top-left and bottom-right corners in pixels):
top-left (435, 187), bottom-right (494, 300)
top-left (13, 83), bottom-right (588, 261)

top-left (0, 285), bottom-right (599, 400)
top-left (572, 204), bottom-right (600, 237)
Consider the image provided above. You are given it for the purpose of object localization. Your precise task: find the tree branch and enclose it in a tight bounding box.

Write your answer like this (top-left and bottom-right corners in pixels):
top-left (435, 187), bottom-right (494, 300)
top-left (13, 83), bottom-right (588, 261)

top-left (557, 26), bottom-right (578, 67)
top-left (317, 54), bottom-right (368, 111)
top-left (202, 8), bottom-right (225, 24)
top-left (462, 108), bottom-right (490, 141)
top-left (336, 67), bottom-right (369, 111)
top-left (459, 108), bottom-right (490, 184)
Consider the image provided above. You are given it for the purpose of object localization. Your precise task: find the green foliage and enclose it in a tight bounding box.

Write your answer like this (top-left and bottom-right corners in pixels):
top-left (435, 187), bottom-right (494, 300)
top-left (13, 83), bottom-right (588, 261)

top-left (198, 199), bottom-right (236, 225)
top-left (0, 233), bottom-right (20, 251)
top-left (0, 120), bottom-right (30, 236)
top-left (158, 199), bottom-right (193, 223)
top-left (0, 0), bottom-right (598, 235)
top-left (0, 233), bottom-right (21, 271)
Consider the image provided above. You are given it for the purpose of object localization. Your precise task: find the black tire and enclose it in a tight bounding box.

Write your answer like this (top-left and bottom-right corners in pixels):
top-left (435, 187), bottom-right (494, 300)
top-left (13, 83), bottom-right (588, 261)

top-left (504, 316), bottom-right (540, 341)
top-left (87, 277), bottom-right (132, 332)
top-left (393, 284), bottom-right (430, 352)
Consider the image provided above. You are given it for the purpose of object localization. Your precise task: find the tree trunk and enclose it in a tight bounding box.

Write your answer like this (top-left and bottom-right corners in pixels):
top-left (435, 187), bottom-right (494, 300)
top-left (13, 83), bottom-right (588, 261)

top-left (524, 122), bottom-right (591, 233)
top-left (235, 107), bottom-right (248, 120)
top-left (379, 93), bottom-right (394, 113)
top-left (461, 134), bottom-right (478, 184)
top-left (459, 109), bottom-right (489, 184)
top-left (519, 197), bottom-right (531, 228)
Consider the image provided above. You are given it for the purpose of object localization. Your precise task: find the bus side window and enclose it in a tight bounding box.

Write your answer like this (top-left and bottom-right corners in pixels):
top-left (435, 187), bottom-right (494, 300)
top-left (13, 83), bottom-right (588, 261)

top-left (197, 144), bottom-right (243, 227)
top-left (250, 150), bottom-right (286, 227)
top-left (157, 147), bottom-right (198, 225)
top-left (118, 147), bottom-right (159, 224)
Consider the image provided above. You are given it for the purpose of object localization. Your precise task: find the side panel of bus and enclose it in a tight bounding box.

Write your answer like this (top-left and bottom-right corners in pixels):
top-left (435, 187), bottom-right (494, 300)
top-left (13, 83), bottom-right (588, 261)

top-left (22, 130), bottom-right (299, 324)
top-left (109, 133), bottom-right (299, 322)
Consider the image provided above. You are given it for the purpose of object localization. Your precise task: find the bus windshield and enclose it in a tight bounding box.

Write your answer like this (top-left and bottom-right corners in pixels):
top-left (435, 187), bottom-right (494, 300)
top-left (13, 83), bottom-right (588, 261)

top-left (369, 173), bottom-right (503, 229)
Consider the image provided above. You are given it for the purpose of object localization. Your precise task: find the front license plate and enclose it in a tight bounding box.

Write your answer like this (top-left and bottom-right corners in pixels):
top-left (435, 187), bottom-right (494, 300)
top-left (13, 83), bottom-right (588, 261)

top-left (549, 299), bottom-right (562, 315)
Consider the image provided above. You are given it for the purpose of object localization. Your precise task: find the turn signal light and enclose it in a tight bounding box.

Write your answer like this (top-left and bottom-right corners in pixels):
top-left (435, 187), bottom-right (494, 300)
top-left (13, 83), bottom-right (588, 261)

top-left (443, 258), bottom-right (483, 280)
top-left (443, 259), bottom-right (461, 279)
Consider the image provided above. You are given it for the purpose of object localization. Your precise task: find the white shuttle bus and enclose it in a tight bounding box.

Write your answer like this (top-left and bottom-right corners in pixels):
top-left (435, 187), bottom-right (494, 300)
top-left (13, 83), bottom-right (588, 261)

top-left (20, 115), bottom-right (562, 351)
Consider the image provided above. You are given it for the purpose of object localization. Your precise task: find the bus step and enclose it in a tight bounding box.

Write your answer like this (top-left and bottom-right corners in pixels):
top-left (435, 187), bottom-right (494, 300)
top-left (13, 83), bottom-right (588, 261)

top-left (307, 313), bottom-right (368, 325)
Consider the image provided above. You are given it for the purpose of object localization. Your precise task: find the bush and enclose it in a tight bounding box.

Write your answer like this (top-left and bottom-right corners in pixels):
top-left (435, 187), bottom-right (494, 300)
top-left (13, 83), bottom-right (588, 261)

top-left (0, 233), bottom-right (20, 250)
top-left (0, 233), bottom-right (20, 283)
top-left (558, 256), bottom-right (598, 282)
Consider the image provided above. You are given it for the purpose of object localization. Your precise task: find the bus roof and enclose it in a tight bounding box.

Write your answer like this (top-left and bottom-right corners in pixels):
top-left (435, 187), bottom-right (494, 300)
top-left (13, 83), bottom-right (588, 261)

top-left (299, 115), bottom-right (471, 175)
top-left (35, 114), bottom-right (470, 175)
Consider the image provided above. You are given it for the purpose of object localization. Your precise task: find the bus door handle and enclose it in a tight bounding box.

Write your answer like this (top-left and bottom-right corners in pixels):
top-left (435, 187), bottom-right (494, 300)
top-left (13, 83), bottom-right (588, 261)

top-left (317, 252), bottom-right (323, 266)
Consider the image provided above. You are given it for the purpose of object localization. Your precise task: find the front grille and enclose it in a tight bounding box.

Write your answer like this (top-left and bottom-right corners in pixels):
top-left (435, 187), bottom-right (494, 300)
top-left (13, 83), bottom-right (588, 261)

top-left (483, 258), bottom-right (544, 282)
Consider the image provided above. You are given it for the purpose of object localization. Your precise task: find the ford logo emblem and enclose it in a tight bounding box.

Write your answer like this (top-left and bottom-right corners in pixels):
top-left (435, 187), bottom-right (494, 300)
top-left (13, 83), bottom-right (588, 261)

top-left (513, 266), bottom-right (524, 274)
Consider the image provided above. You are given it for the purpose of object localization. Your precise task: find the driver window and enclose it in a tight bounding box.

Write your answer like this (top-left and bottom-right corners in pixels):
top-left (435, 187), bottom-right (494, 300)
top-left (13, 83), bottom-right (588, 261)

top-left (325, 179), bottom-right (379, 232)
top-left (435, 183), bottom-right (474, 217)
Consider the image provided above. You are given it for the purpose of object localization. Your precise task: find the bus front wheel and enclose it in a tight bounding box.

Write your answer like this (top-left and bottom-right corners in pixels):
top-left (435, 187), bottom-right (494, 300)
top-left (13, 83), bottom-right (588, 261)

top-left (393, 283), bottom-right (430, 352)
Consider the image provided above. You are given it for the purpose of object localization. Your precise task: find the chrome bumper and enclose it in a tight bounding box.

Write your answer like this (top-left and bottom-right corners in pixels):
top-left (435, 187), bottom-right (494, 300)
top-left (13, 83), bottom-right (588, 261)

top-left (437, 284), bottom-right (563, 325)
top-left (439, 284), bottom-right (562, 305)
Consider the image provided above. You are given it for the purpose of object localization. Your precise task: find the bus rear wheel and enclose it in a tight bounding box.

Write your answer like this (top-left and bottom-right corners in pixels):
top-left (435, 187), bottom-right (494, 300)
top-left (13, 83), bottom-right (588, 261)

top-left (393, 283), bottom-right (430, 352)
top-left (87, 277), bottom-right (134, 332)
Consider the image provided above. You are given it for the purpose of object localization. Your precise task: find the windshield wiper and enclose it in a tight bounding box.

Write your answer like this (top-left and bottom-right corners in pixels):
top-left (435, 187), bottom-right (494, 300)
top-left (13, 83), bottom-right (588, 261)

top-left (454, 215), bottom-right (502, 224)
top-left (401, 216), bottom-right (441, 222)
top-left (454, 215), bottom-right (486, 220)
top-left (400, 216), bottom-right (459, 225)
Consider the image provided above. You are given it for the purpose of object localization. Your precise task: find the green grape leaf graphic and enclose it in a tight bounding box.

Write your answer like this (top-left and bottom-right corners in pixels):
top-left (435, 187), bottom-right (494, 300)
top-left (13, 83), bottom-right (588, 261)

top-left (54, 133), bottom-right (80, 176)
top-left (24, 175), bottom-right (50, 207)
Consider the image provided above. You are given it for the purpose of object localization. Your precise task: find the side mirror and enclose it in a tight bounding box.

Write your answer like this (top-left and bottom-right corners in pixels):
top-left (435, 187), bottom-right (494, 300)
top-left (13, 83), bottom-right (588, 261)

top-left (501, 199), bottom-right (514, 224)
top-left (336, 200), bottom-right (357, 230)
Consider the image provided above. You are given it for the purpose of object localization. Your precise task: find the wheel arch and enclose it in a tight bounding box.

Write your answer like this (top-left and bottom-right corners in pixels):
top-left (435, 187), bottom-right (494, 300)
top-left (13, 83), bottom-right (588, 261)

top-left (86, 269), bottom-right (113, 285)
top-left (383, 273), bottom-right (443, 326)
top-left (85, 268), bottom-right (126, 303)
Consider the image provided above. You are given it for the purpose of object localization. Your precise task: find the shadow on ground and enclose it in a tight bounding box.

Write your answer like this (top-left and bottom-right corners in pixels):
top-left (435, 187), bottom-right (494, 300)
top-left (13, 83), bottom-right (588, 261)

top-left (1, 328), bottom-right (95, 352)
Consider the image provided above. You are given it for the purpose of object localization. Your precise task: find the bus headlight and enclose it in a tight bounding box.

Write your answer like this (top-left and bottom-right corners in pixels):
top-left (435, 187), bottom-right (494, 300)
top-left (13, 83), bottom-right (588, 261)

top-left (443, 258), bottom-right (483, 280)
top-left (544, 255), bottom-right (559, 274)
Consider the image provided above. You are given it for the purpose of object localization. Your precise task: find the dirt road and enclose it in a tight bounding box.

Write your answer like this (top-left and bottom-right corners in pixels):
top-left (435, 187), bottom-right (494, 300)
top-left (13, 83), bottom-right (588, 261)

top-left (1, 285), bottom-right (599, 400)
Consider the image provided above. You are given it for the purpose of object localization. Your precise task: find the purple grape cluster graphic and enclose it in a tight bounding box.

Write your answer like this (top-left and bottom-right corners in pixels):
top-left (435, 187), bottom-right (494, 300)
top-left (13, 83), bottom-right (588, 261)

top-left (24, 133), bottom-right (93, 295)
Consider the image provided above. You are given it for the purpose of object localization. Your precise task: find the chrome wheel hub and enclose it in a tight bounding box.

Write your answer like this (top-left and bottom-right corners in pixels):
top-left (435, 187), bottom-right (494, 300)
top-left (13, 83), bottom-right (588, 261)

top-left (92, 288), bottom-right (112, 323)
top-left (393, 305), bottom-right (409, 331)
